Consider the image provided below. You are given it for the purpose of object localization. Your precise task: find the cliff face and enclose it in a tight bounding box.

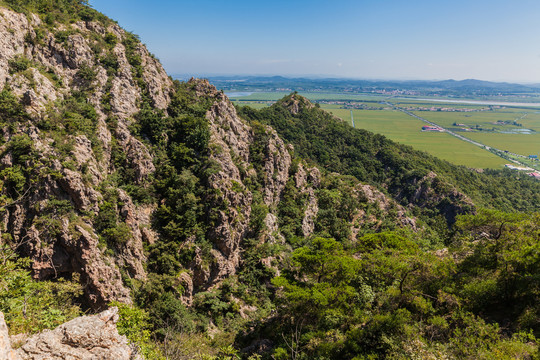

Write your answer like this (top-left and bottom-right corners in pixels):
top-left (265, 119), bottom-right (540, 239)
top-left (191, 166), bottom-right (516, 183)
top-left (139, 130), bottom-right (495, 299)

top-left (0, 6), bottom-right (172, 308)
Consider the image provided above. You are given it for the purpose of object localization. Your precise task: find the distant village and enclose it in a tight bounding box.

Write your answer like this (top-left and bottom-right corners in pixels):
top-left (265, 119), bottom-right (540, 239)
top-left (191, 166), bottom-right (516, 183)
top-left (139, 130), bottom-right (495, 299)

top-left (504, 164), bottom-right (540, 180)
top-left (329, 100), bottom-right (504, 112)
top-left (402, 105), bottom-right (502, 112)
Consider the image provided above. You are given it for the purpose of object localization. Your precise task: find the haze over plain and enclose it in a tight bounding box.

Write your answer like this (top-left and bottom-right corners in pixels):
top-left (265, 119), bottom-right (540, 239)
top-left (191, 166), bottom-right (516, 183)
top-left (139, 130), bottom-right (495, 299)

top-left (89, 0), bottom-right (540, 83)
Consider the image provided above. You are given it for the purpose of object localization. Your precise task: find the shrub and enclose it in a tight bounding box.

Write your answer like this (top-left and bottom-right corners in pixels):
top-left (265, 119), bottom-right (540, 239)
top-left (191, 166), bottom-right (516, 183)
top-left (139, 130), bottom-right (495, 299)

top-left (8, 55), bottom-right (32, 74)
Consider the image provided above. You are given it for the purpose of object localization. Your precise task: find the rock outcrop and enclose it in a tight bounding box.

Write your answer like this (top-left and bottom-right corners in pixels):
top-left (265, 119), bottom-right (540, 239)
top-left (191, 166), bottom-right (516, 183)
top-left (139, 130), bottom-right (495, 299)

top-left (0, 313), bottom-right (18, 360)
top-left (262, 128), bottom-right (291, 208)
top-left (351, 184), bottom-right (417, 239)
top-left (404, 171), bottom-right (475, 224)
top-left (0, 307), bottom-right (141, 360)
top-left (195, 84), bottom-right (254, 288)
top-left (295, 163), bottom-right (320, 237)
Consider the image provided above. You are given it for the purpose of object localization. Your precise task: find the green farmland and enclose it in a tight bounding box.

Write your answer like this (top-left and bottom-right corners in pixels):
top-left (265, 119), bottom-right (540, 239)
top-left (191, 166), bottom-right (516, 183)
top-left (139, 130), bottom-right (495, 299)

top-left (327, 108), bottom-right (507, 169)
top-left (231, 92), bottom-right (540, 169)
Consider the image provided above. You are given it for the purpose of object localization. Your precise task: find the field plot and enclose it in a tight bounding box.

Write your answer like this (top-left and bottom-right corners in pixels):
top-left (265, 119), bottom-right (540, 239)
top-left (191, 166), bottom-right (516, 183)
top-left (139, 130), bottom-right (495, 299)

top-left (324, 108), bottom-right (507, 169)
top-left (414, 108), bottom-right (540, 156)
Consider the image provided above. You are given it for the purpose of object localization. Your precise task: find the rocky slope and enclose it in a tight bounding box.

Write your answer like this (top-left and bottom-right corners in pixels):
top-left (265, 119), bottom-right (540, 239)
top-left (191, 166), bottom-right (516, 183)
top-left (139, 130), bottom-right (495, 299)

top-left (0, 4), bottom-right (171, 308)
top-left (0, 0), bottom-right (456, 326)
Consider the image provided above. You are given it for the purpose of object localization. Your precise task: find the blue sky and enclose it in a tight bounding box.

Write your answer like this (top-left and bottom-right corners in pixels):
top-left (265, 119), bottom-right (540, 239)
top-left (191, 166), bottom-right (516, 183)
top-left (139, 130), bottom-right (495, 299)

top-left (89, 0), bottom-right (540, 82)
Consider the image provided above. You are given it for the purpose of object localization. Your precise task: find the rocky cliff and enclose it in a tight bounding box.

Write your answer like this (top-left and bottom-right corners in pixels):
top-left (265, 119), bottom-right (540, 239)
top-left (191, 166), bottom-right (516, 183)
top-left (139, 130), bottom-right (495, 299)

top-left (0, 4), bottom-right (171, 308)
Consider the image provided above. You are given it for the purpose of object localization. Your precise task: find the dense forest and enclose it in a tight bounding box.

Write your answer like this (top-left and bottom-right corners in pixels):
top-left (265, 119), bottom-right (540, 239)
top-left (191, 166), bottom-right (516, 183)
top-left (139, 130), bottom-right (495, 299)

top-left (0, 1), bottom-right (540, 359)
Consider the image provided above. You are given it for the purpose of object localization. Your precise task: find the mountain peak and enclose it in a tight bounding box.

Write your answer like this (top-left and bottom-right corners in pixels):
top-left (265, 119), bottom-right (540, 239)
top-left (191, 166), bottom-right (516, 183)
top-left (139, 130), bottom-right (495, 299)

top-left (276, 92), bottom-right (314, 114)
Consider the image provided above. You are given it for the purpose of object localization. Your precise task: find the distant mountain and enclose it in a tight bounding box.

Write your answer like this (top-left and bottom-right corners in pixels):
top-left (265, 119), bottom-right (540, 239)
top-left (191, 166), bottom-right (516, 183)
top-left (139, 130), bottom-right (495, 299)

top-left (198, 75), bottom-right (540, 96)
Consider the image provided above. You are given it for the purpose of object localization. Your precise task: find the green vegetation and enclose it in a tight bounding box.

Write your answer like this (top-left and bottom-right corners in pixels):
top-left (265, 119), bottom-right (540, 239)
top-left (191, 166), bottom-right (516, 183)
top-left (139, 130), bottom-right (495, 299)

top-left (252, 222), bottom-right (540, 359)
top-left (131, 90), bottom-right (540, 358)
top-left (0, 246), bottom-right (82, 334)
top-left (3, 1), bottom-right (540, 358)
top-left (0, 0), bottom-right (111, 25)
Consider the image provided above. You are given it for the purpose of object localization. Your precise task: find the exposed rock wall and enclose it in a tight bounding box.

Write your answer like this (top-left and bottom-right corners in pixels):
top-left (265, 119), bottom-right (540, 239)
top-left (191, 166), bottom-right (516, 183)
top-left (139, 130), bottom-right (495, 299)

top-left (403, 171), bottom-right (475, 223)
top-left (197, 87), bottom-right (254, 288)
top-left (262, 127), bottom-right (291, 208)
top-left (295, 163), bottom-right (320, 237)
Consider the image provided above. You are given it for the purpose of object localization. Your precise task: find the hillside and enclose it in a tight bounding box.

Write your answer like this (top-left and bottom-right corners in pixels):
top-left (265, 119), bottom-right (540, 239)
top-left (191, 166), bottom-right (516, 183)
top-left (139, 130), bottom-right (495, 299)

top-left (0, 1), bottom-right (539, 359)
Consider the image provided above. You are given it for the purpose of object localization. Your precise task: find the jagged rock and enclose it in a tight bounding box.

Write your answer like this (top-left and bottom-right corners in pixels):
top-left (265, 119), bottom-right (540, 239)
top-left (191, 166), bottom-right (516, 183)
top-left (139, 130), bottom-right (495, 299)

top-left (0, 313), bottom-right (19, 360)
top-left (0, 7), bottom-right (29, 90)
top-left (279, 93), bottom-right (314, 115)
top-left (405, 171), bottom-right (475, 223)
top-left (295, 163), bottom-right (320, 237)
top-left (202, 88), bottom-right (254, 287)
top-left (139, 43), bottom-right (172, 110)
top-left (302, 188), bottom-right (318, 237)
top-left (115, 123), bottom-right (156, 184)
top-left (71, 135), bottom-right (104, 185)
top-left (58, 168), bottom-right (100, 212)
top-left (110, 42), bottom-right (140, 117)
top-left (116, 189), bottom-right (148, 280)
top-left (351, 184), bottom-right (417, 238)
top-left (177, 272), bottom-right (194, 306)
top-left (11, 307), bottom-right (142, 360)
top-left (263, 126), bottom-right (291, 208)
top-left (263, 213), bottom-right (285, 244)
top-left (10, 69), bottom-right (60, 113)
top-left (28, 220), bottom-right (131, 309)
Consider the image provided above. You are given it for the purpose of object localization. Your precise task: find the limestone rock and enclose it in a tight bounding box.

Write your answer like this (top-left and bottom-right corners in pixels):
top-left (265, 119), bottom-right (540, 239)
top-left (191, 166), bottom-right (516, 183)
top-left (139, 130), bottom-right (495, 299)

top-left (279, 93), bottom-right (314, 115)
top-left (351, 183), bottom-right (417, 239)
top-left (295, 163), bottom-right (320, 237)
top-left (116, 189), bottom-right (149, 280)
top-left (262, 126), bottom-right (291, 208)
top-left (58, 168), bottom-right (100, 212)
top-left (0, 313), bottom-right (20, 360)
top-left (201, 88), bottom-right (254, 287)
top-left (404, 171), bottom-right (475, 224)
top-left (14, 307), bottom-right (142, 360)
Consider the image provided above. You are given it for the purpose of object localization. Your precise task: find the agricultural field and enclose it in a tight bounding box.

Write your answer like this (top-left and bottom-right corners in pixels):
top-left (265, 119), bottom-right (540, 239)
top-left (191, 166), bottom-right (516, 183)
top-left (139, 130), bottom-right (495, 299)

top-left (231, 92), bottom-right (540, 169)
top-left (327, 108), bottom-right (507, 169)
top-left (415, 108), bottom-right (540, 157)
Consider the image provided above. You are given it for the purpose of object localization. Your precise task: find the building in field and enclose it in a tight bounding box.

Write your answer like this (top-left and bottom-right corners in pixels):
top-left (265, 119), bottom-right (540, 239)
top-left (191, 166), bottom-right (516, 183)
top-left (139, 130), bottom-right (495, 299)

top-left (422, 126), bottom-right (443, 132)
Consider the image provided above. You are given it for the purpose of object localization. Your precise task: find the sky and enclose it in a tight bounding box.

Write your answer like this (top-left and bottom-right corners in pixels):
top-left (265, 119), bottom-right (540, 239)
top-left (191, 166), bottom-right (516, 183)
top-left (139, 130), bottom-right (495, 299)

top-left (88, 0), bottom-right (540, 83)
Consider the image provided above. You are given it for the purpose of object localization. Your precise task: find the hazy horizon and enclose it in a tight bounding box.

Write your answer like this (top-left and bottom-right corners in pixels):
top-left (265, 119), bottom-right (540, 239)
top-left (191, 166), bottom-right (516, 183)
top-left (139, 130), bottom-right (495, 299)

top-left (89, 0), bottom-right (540, 83)
top-left (171, 73), bottom-right (540, 85)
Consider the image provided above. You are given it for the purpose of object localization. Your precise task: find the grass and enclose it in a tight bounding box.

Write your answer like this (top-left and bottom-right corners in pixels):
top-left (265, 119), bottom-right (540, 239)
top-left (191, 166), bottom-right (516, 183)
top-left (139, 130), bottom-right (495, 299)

top-left (466, 132), bottom-right (540, 156)
top-left (413, 108), bottom-right (540, 157)
top-left (325, 108), bottom-right (507, 169)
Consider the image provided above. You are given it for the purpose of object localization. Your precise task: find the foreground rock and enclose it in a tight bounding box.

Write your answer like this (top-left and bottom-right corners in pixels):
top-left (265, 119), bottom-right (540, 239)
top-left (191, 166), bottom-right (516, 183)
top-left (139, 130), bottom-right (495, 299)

top-left (0, 307), bottom-right (141, 360)
top-left (0, 313), bottom-right (18, 360)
